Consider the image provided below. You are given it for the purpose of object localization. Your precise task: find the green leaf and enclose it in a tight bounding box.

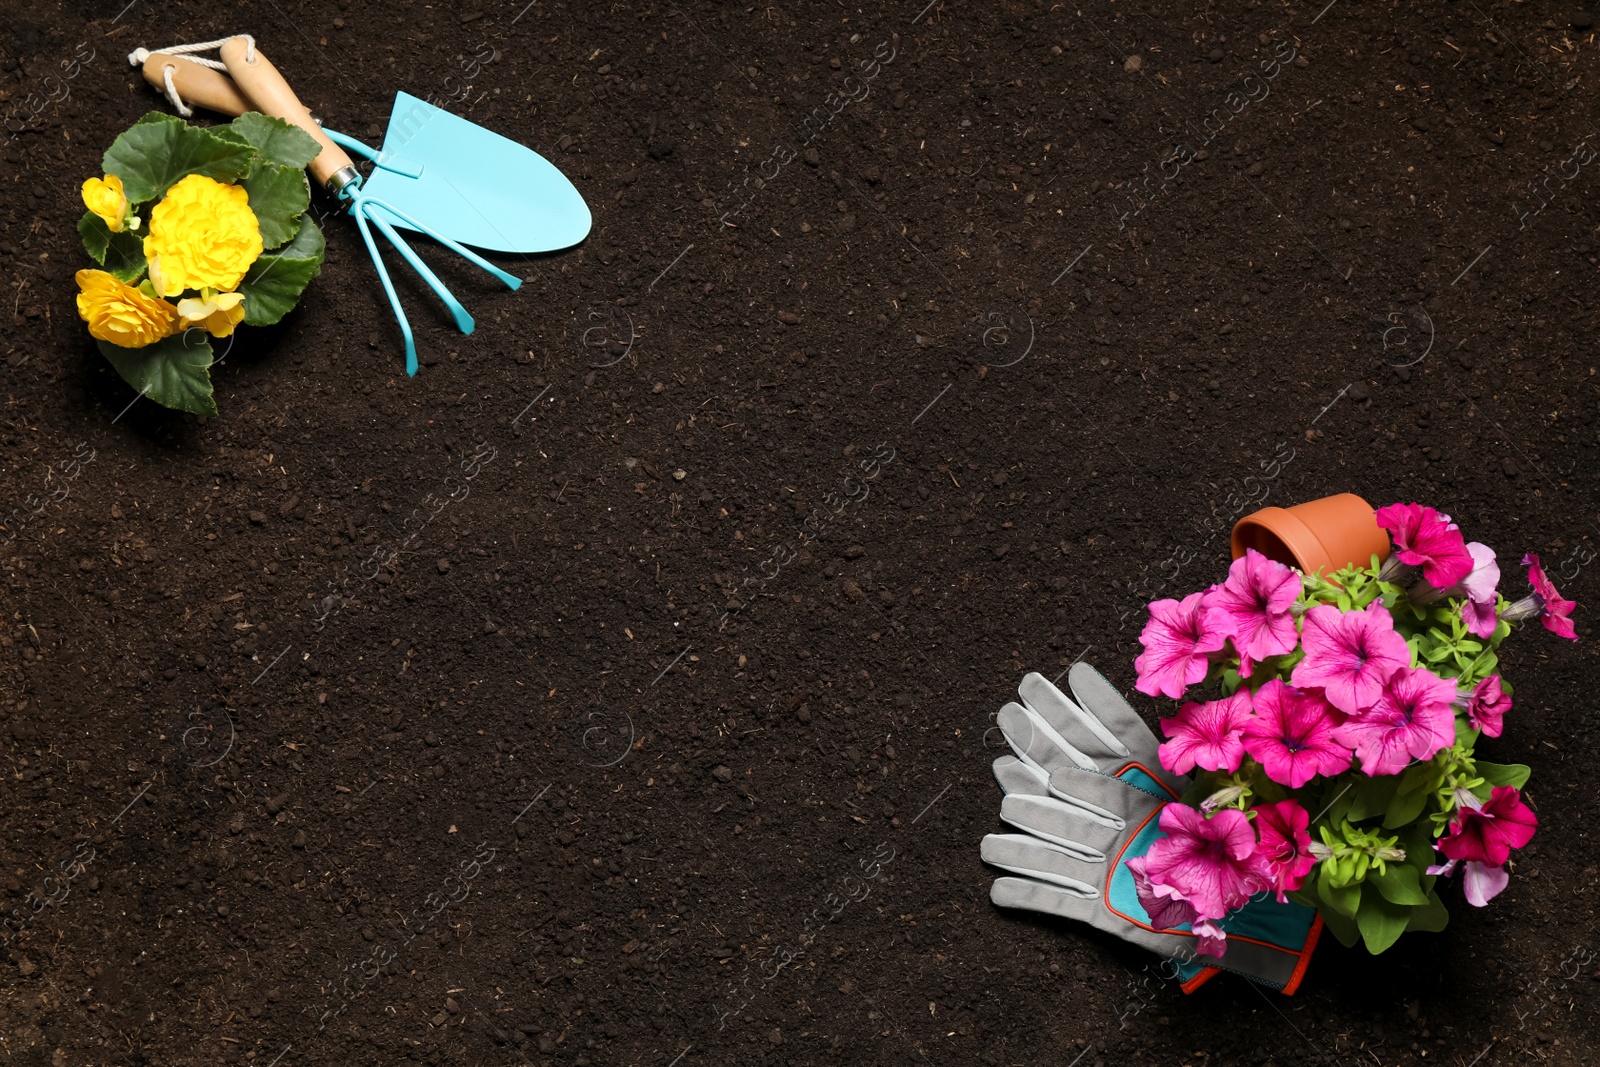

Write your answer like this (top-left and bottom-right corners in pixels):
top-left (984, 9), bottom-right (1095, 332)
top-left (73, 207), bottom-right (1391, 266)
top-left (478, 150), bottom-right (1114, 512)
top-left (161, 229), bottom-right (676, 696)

top-left (1383, 784), bottom-right (1432, 829)
top-left (1319, 904), bottom-right (1361, 948)
top-left (78, 212), bottom-right (147, 283)
top-left (1369, 862), bottom-right (1428, 906)
top-left (276, 213), bottom-right (326, 258)
top-left (240, 216), bottom-right (325, 326)
top-left (1476, 761), bottom-right (1531, 791)
top-left (1406, 890), bottom-right (1450, 934)
top-left (78, 211), bottom-right (109, 263)
top-left (1318, 864), bottom-right (1361, 917)
top-left (102, 112), bottom-right (255, 203)
top-left (1354, 890), bottom-right (1412, 953)
top-left (97, 334), bottom-right (216, 416)
top-left (226, 112), bottom-right (322, 169)
top-left (243, 161), bottom-right (311, 250)
top-left (1347, 775), bottom-right (1403, 823)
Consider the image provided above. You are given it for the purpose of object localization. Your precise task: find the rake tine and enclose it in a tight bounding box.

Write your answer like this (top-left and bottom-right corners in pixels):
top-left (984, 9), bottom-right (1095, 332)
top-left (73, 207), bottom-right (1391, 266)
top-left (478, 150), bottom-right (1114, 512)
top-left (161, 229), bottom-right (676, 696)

top-left (359, 195), bottom-right (523, 291)
top-left (350, 202), bottom-right (419, 376)
top-left (357, 196), bottom-right (476, 336)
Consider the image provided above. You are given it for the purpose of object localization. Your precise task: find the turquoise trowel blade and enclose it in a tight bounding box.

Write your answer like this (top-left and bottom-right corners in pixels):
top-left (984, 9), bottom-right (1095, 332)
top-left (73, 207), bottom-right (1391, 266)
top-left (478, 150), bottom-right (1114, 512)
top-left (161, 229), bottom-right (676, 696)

top-left (361, 92), bottom-right (591, 255)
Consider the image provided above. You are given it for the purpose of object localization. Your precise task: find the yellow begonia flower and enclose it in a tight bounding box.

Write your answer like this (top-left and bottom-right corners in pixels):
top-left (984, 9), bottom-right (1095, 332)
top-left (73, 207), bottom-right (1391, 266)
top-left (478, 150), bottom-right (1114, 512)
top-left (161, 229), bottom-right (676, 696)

top-left (143, 174), bottom-right (264, 297)
top-left (82, 174), bottom-right (131, 233)
top-left (177, 288), bottom-right (247, 339)
top-left (75, 269), bottom-right (181, 348)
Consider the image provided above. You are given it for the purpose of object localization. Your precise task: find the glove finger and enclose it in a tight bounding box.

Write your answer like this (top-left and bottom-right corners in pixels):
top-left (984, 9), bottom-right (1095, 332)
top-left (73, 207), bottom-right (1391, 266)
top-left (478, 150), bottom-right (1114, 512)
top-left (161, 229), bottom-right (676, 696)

top-left (1018, 671), bottom-right (1130, 768)
top-left (1064, 664), bottom-right (1193, 798)
top-left (1046, 765), bottom-right (1164, 828)
top-left (982, 833), bottom-right (1103, 894)
top-left (992, 755), bottom-right (1050, 798)
top-left (991, 875), bottom-right (1099, 923)
top-left (996, 701), bottom-right (1093, 777)
top-left (999, 794), bottom-right (1122, 860)
top-left (1063, 662), bottom-right (1157, 755)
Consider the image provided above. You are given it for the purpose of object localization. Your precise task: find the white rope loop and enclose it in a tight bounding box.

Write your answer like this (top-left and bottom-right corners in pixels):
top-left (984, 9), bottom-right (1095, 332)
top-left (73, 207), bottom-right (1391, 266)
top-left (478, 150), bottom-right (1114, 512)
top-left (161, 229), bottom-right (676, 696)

top-left (127, 35), bottom-right (256, 117)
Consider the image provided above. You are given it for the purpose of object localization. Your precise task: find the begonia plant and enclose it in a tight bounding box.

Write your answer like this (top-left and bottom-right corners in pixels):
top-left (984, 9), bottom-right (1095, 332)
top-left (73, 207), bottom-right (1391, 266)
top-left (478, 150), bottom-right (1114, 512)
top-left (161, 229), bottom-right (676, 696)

top-left (75, 112), bottom-right (326, 415)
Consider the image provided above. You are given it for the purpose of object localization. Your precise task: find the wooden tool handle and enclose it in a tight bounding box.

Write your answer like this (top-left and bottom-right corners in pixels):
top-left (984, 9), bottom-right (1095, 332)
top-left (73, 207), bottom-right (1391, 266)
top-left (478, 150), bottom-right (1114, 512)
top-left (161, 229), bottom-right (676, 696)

top-left (220, 36), bottom-right (355, 192)
top-left (140, 53), bottom-right (254, 117)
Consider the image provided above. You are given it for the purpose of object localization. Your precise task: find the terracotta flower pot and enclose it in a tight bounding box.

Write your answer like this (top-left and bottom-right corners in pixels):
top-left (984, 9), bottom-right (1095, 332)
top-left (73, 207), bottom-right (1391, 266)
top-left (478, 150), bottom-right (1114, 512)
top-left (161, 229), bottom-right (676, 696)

top-left (1231, 493), bottom-right (1392, 577)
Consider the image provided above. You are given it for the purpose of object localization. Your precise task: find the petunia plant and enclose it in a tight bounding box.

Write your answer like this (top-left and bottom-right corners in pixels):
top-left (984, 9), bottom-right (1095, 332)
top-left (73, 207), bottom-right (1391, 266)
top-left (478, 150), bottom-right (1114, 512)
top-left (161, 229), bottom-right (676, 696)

top-left (75, 112), bottom-right (326, 415)
top-left (1131, 502), bottom-right (1576, 957)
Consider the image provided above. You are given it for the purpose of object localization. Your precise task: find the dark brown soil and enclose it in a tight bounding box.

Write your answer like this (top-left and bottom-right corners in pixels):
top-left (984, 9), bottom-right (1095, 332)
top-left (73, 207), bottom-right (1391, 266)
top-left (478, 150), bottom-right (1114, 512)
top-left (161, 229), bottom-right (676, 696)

top-left (3, 2), bottom-right (1599, 1065)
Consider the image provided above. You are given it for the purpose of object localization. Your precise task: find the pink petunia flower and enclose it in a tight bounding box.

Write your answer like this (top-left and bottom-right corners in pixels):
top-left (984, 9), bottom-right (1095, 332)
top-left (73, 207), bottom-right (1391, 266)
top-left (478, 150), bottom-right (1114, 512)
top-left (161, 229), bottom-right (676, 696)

top-left (1131, 804), bottom-right (1272, 922)
top-left (1455, 674), bottom-right (1512, 737)
top-left (1290, 602), bottom-right (1412, 715)
top-left (1437, 786), bottom-right (1538, 867)
top-left (1426, 857), bottom-right (1512, 907)
top-left (1332, 665), bottom-right (1457, 776)
top-left (1135, 590), bottom-right (1229, 699)
top-left (1252, 800), bottom-right (1317, 902)
top-left (1501, 553), bottom-right (1578, 641)
top-left (1158, 691), bottom-right (1252, 775)
top-left (1240, 680), bottom-right (1352, 788)
top-left (1202, 549), bottom-right (1303, 677)
top-left (1376, 502), bottom-right (1474, 588)
top-left (1125, 855), bottom-right (1231, 957)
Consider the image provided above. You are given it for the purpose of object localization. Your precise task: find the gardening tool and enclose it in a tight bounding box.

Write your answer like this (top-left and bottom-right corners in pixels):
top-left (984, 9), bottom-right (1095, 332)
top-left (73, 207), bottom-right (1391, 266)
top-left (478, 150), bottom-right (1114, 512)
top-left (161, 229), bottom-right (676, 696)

top-left (981, 664), bottom-right (1322, 994)
top-left (129, 38), bottom-right (591, 375)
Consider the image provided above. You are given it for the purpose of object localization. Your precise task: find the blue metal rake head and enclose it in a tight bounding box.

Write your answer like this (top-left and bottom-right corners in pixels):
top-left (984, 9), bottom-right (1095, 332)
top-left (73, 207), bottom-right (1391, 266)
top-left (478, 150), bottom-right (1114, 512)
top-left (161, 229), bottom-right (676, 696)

top-left (327, 136), bottom-right (522, 376)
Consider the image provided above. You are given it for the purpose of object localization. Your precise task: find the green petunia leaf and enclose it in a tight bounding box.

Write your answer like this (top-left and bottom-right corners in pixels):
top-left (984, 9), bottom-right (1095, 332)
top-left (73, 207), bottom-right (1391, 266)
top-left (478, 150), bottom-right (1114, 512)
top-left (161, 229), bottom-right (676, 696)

top-left (1347, 774), bottom-right (1403, 823)
top-left (102, 112), bottom-right (255, 203)
top-left (1319, 902), bottom-right (1361, 948)
top-left (243, 161), bottom-right (311, 250)
top-left (1368, 862), bottom-right (1429, 906)
top-left (1354, 890), bottom-right (1412, 953)
top-left (1406, 890), bottom-right (1450, 934)
top-left (239, 215), bottom-right (325, 326)
top-left (1317, 864), bottom-right (1361, 918)
top-left (1382, 783), bottom-right (1433, 830)
top-left (1475, 761), bottom-right (1531, 792)
top-left (97, 333), bottom-right (216, 416)
top-left (226, 112), bottom-right (322, 170)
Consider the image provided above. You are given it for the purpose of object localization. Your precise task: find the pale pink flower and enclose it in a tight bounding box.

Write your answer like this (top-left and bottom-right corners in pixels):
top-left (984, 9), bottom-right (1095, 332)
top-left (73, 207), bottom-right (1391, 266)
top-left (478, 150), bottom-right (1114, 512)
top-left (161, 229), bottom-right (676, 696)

top-left (1332, 665), bottom-right (1457, 776)
top-left (1135, 590), bottom-right (1228, 700)
top-left (1290, 602), bottom-right (1412, 715)
top-left (1412, 542), bottom-right (1501, 638)
top-left (1426, 857), bottom-right (1512, 907)
top-left (1252, 800), bottom-right (1316, 902)
top-left (1202, 549), bottom-right (1302, 676)
top-left (1240, 680), bottom-right (1351, 788)
top-left (1158, 691), bottom-right (1251, 775)
top-left (1376, 502), bottom-right (1474, 588)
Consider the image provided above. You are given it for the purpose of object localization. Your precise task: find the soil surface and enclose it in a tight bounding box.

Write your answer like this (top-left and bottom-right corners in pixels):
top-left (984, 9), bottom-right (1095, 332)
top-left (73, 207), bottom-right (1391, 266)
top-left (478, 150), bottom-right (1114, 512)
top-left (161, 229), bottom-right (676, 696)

top-left (3, 1), bottom-right (1599, 1065)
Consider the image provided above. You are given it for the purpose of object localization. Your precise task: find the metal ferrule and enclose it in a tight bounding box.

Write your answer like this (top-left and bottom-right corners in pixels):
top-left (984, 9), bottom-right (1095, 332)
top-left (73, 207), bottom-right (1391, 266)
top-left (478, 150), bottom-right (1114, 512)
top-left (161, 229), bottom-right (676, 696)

top-left (325, 166), bottom-right (362, 198)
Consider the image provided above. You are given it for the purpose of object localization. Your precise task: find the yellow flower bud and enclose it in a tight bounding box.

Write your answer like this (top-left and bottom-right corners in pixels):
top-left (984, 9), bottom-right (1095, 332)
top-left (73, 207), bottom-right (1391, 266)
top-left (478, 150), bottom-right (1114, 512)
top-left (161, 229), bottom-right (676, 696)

top-left (75, 269), bottom-right (181, 349)
top-left (82, 174), bottom-right (131, 233)
top-left (177, 288), bottom-right (248, 339)
top-left (143, 174), bottom-right (263, 297)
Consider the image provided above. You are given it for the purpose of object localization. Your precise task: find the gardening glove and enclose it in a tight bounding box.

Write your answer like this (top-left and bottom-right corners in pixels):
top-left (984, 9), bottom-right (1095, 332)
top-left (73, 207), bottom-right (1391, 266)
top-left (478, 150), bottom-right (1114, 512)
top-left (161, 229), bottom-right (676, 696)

top-left (981, 664), bottom-right (1322, 994)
